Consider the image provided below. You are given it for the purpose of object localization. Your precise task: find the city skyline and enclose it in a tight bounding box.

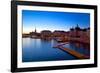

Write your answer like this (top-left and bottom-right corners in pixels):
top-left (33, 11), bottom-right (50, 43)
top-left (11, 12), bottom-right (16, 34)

top-left (22, 10), bottom-right (90, 33)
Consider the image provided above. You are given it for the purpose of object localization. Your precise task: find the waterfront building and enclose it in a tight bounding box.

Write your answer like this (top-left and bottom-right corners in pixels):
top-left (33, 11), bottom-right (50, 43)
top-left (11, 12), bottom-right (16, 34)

top-left (41, 30), bottom-right (52, 40)
top-left (68, 24), bottom-right (90, 49)
top-left (53, 30), bottom-right (66, 37)
top-left (53, 30), bottom-right (68, 42)
top-left (30, 27), bottom-right (38, 38)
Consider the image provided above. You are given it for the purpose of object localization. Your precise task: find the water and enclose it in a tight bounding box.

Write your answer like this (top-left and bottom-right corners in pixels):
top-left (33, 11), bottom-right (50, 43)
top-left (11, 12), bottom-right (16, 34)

top-left (63, 43), bottom-right (90, 56)
top-left (22, 38), bottom-right (76, 62)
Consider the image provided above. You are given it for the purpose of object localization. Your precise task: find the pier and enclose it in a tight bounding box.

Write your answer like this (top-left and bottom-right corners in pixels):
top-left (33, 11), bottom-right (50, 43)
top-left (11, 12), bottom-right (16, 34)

top-left (54, 45), bottom-right (88, 59)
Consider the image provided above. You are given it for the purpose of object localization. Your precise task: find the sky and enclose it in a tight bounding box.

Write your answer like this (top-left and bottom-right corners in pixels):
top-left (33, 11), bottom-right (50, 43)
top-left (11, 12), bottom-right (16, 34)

top-left (22, 10), bottom-right (90, 33)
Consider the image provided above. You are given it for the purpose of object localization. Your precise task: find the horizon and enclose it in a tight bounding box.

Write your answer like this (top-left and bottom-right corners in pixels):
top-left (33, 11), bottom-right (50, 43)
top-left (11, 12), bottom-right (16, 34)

top-left (22, 10), bottom-right (90, 33)
top-left (22, 27), bottom-right (90, 34)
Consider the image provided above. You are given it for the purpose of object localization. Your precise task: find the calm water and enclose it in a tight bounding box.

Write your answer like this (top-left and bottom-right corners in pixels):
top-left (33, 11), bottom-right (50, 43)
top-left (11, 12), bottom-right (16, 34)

top-left (22, 38), bottom-right (76, 62)
top-left (63, 44), bottom-right (90, 56)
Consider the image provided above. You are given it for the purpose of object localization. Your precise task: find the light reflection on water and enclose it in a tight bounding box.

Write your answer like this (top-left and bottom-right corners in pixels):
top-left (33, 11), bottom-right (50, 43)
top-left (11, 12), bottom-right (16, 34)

top-left (22, 38), bottom-right (76, 62)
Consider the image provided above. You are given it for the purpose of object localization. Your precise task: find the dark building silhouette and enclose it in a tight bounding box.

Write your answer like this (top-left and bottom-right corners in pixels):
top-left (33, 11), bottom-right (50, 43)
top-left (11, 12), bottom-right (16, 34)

top-left (69, 24), bottom-right (90, 49)
top-left (30, 27), bottom-right (38, 38)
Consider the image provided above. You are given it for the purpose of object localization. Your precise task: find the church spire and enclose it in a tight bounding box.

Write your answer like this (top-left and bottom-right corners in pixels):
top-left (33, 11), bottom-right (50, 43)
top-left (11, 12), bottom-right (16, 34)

top-left (75, 24), bottom-right (80, 30)
top-left (35, 27), bottom-right (37, 33)
top-left (76, 24), bottom-right (79, 28)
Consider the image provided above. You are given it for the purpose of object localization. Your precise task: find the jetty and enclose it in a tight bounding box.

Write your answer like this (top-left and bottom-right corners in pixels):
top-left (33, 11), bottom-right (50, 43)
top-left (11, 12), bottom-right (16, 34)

top-left (54, 45), bottom-right (88, 59)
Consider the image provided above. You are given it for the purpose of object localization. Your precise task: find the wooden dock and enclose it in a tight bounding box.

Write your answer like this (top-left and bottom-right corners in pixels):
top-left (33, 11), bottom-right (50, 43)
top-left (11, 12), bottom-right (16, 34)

top-left (54, 45), bottom-right (88, 59)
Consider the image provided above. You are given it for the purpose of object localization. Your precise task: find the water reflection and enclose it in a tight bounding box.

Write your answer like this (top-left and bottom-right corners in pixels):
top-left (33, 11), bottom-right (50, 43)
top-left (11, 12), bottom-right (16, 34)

top-left (22, 38), bottom-right (76, 62)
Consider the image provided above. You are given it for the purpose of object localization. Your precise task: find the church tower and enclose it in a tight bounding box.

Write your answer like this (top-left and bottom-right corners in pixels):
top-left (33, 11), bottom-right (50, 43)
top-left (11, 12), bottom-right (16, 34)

top-left (75, 24), bottom-right (80, 30)
top-left (34, 27), bottom-right (37, 34)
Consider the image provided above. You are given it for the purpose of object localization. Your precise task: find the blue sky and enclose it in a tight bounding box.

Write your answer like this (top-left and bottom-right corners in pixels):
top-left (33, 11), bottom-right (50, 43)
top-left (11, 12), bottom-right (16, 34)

top-left (22, 10), bottom-right (90, 33)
